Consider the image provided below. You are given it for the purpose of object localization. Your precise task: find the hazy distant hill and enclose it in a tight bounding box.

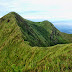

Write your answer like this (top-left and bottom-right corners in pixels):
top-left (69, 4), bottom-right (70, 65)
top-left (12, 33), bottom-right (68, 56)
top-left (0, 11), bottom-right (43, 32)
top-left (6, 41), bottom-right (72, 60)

top-left (0, 12), bottom-right (72, 72)
top-left (52, 21), bottom-right (72, 34)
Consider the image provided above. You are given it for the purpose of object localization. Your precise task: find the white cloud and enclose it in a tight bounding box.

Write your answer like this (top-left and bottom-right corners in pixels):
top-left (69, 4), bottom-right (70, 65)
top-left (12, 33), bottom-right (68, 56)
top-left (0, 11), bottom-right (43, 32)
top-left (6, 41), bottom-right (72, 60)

top-left (0, 0), bottom-right (72, 21)
top-left (23, 16), bottom-right (52, 20)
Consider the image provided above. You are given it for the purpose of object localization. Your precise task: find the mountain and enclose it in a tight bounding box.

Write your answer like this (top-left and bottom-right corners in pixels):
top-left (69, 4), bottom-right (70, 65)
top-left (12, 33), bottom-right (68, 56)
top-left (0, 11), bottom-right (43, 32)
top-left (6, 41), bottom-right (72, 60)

top-left (0, 12), bottom-right (72, 72)
top-left (52, 21), bottom-right (72, 34)
top-left (0, 12), bottom-right (72, 47)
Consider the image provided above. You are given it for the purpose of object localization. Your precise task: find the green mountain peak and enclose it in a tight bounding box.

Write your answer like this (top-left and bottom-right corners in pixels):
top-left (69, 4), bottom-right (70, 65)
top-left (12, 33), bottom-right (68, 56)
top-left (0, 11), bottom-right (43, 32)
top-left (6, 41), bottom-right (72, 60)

top-left (0, 12), bottom-right (72, 47)
top-left (0, 12), bottom-right (72, 72)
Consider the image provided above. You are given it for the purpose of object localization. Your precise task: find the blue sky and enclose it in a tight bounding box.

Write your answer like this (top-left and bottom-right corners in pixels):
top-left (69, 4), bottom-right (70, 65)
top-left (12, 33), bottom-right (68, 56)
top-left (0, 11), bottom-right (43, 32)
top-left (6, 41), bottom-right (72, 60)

top-left (0, 0), bottom-right (72, 21)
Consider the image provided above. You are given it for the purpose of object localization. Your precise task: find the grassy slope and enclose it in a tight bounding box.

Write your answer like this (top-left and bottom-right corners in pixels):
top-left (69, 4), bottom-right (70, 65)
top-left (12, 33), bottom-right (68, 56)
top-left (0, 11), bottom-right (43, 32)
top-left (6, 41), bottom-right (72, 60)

top-left (0, 12), bottom-right (72, 72)
top-left (0, 43), bottom-right (72, 72)
top-left (8, 12), bottom-right (72, 47)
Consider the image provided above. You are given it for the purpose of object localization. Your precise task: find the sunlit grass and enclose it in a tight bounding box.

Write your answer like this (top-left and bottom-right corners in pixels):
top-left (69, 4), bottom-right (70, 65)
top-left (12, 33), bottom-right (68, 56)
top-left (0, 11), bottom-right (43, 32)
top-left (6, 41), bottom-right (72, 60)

top-left (0, 12), bottom-right (72, 72)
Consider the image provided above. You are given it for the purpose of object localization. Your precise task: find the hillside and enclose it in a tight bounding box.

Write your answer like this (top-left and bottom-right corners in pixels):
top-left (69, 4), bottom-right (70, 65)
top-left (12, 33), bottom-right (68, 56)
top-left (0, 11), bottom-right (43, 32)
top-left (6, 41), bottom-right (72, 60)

top-left (0, 12), bottom-right (72, 47)
top-left (0, 42), bottom-right (72, 72)
top-left (0, 12), bottom-right (72, 72)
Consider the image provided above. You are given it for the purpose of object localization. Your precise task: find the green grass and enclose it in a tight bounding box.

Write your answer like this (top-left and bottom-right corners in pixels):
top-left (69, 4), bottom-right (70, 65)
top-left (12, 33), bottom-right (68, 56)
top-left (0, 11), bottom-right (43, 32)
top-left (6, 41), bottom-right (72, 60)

top-left (0, 43), bottom-right (72, 72)
top-left (3, 12), bottom-right (71, 47)
top-left (0, 12), bottom-right (72, 72)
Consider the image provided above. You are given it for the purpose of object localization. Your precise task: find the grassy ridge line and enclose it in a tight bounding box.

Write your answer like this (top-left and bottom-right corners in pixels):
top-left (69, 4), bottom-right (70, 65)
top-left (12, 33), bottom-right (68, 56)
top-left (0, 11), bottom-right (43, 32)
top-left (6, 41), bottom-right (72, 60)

top-left (0, 12), bottom-right (72, 72)
top-left (0, 13), bottom-right (23, 50)
top-left (0, 43), bottom-right (72, 72)
top-left (61, 32), bottom-right (72, 42)
top-left (14, 12), bottom-right (72, 46)
top-left (24, 43), bottom-right (72, 72)
top-left (0, 12), bottom-right (72, 47)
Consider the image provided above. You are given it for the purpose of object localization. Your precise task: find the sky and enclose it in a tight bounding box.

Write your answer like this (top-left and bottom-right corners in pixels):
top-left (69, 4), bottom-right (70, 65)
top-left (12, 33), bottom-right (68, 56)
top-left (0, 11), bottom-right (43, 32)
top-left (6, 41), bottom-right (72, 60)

top-left (0, 0), bottom-right (72, 21)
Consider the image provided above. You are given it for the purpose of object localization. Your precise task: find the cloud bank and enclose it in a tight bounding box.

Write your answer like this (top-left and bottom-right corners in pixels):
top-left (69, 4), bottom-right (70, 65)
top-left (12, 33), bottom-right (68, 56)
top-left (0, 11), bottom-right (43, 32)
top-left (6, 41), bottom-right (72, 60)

top-left (0, 0), bottom-right (72, 21)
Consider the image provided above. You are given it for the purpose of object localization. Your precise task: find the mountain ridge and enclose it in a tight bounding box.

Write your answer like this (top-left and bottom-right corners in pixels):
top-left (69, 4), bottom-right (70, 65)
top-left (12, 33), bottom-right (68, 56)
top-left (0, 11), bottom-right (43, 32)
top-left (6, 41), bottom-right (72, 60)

top-left (0, 12), bottom-right (72, 72)
top-left (0, 12), bottom-right (72, 47)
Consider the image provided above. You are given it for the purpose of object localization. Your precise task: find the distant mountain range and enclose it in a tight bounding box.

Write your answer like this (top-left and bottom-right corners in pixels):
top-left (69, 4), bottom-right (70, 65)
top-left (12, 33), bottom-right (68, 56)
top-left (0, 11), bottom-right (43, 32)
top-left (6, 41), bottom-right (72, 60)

top-left (52, 21), bottom-right (72, 34)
